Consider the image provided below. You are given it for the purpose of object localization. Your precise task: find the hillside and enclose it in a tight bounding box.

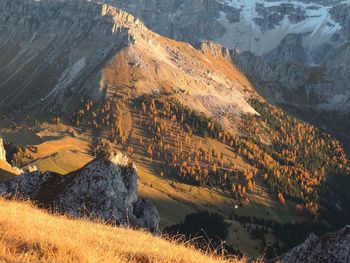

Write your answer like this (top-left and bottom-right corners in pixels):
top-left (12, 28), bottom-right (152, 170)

top-left (1, 95), bottom-right (349, 257)
top-left (0, 0), bottom-right (256, 129)
top-left (0, 0), bottom-right (349, 259)
top-left (0, 198), bottom-right (238, 263)
top-left (98, 0), bottom-right (350, 156)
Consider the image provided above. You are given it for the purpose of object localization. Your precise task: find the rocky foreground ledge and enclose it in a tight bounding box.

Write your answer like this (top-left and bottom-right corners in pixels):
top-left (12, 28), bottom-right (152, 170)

top-left (0, 151), bottom-right (160, 233)
top-left (282, 225), bottom-right (350, 263)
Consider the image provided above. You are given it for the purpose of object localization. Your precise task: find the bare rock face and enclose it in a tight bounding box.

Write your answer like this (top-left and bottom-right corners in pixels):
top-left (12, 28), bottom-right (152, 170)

top-left (282, 226), bottom-right (350, 263)
top-left (0, 0), bottom-right (139, 113)
top-left (104, 0), bottom-right (241, 47)
top-left (0, 151), bottom-right (160, 233)
top-left (197, 41), bottom-right (234, 61)
top-left (265, 34), bottom-right (309, 64)
top-left (0, 138), bottom-right (6, 162)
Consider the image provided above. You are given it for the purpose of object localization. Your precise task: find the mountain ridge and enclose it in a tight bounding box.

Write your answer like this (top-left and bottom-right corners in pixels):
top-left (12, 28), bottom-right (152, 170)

top-left (0, 0), bottom-right (257, 131)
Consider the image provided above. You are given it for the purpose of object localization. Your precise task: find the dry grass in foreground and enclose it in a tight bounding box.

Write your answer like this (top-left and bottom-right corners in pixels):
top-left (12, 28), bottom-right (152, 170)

top-left (0, 198), bottom-right (242, 263)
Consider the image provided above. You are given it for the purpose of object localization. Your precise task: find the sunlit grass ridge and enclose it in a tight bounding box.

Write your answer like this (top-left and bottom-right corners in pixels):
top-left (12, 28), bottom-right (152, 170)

top-left (0, 198), bottom-right (243, 263)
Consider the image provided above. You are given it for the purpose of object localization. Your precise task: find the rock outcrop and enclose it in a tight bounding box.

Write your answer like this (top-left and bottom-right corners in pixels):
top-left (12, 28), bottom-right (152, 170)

top-left (0, 138), bottom-right (22, 176)
top-left (265, 34), bottom-right (309, 64)
top-left (282, 226), bottom-right (350, 263)
top-left (0, 151), bottom-right (160, 233)
top-left (197, 41), bottom-right (236, 62)
top-left (0, 138), bottom-right (6, 162)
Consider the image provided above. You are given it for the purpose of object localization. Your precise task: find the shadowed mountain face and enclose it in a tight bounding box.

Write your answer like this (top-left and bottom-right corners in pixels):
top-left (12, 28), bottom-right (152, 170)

top-left (0, 1), bottom-right (132, 114)
top-left (232, 36), bottom-right (350, 113)
top-left (0, 0), bottom-right (257, 130)
top-left (282, 226), bottom-right (350, 263)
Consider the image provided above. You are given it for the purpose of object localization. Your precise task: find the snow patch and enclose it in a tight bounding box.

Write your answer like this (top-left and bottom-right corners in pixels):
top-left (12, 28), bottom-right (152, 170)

top-left (216, 0), bottom-right (347, 55)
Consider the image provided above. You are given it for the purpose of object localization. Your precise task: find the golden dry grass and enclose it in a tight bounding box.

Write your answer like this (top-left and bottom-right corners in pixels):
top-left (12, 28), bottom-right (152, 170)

top-left (29, 137), bottom-right (90, 160)
top-left (0, 160), bottom-right (20, 177)
top-left (0, 198), bottom-right (242, 263)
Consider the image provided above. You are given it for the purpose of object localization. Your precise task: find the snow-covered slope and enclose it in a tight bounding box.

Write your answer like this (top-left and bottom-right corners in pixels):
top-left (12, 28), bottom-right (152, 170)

top-left (216, 0), bottom-right (345, 55)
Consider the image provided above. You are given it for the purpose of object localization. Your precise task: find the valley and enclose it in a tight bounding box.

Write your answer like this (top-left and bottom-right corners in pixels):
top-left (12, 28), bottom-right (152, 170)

top-left (1, 90), bottom-right (348, 257)
top-left (0, 0), bottom-right (349, 261)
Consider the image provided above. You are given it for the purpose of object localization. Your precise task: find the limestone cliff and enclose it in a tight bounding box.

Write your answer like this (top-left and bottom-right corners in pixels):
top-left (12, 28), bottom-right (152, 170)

top-left (0, 151), bottom-right (160, 233)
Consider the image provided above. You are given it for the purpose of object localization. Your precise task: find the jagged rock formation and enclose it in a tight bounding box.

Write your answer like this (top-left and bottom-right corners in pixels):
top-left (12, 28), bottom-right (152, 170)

top-left (282, 226), bottom-right (350, 263)
top-left (104, 0), bottom-right (241, 47)
top-left (0, 0), bottom-right (257, 130)
top-left (197, 41), bottom-right (238, 62)
top-left (0, 151), bottom-right (160, 233)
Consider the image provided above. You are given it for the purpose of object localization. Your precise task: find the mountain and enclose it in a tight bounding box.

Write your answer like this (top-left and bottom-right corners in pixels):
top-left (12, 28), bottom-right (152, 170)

top-left (0, 0), bottom-right (350, 260)
top-left (103, 0), bottom-right (350, 146)
top-left (107, 0), bottom-right (350, 56)
top-left (0, 151), bottom-right (160, 233)
top-left (0, 0), bottom-right (256, 130)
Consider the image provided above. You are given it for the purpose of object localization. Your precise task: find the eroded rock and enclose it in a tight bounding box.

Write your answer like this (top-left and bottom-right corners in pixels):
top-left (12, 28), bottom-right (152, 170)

top-left (0, 151), bottom-right (160, 233)
top-left (282, 226), bottom-right (350, 263)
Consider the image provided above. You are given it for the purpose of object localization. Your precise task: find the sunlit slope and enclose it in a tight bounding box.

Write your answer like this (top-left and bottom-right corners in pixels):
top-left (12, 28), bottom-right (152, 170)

top-left (0, 198), bottom-right (240, 263)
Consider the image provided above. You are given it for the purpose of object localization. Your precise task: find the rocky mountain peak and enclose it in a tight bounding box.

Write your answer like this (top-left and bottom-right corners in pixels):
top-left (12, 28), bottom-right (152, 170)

top-left (0, 151), bottom-right (160, 233)
top-left (101, 0), bottom-right (350, 56)
top-left (0, 0), bottom-right (151, 47)
top-left (282, 226), bottom-right (350, 263)
top-left (0, 0), bottom-right (258, 131)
